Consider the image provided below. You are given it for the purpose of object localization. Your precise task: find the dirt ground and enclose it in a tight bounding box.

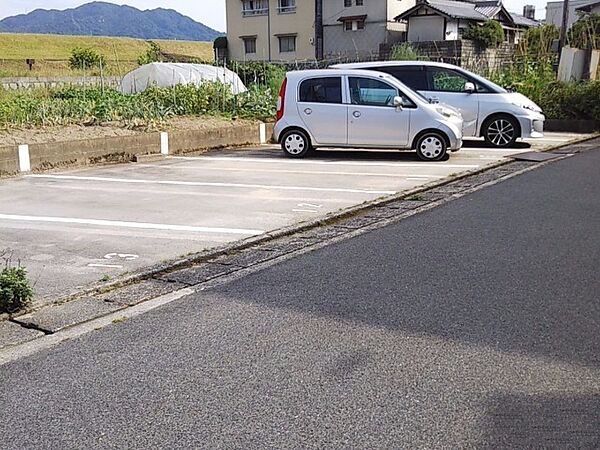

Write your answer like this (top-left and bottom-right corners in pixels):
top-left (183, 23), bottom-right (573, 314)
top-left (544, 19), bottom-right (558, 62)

top-left (0, 116), bottom-right (259, 146)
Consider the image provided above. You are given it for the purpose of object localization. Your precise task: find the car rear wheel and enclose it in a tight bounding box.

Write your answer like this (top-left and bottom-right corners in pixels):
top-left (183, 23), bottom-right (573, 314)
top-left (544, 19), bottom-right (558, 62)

top-left (281, 129), bottom-right (311, 158)
top-left (415, 132), bottom-right (447, 162)
top-left (483, 115), bottom-right (519, 148)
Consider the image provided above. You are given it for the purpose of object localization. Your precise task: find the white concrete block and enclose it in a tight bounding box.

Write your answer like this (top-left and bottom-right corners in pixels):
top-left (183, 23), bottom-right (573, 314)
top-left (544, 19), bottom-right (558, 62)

top-left (18, 144), bottom-right (31, 172)
top-left (259, 123), bottom-right (267, 145)
top-left (160, 132), bottom-right (169, 155)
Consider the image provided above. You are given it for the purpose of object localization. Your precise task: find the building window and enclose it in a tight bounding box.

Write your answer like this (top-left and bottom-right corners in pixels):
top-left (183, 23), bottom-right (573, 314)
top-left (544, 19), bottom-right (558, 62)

top-left (243, 37), bottom-right (256, 54)
top-left (278, 0), bottom-right (296, 14)
top-left (356, 0), bottom-right (363, 5)
top-left (278, 35), bottom-right (296, 53)
top-left (344, 19), bottom-right (365, 31)
top-left (344, 0), bottom-right (363, 5)
top-left (242, 0), bottom-right (268, 17)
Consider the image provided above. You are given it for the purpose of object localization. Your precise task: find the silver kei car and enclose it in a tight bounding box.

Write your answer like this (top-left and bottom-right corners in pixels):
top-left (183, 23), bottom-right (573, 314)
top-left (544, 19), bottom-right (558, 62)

top-left (273, 69), bottom-right (464, 161)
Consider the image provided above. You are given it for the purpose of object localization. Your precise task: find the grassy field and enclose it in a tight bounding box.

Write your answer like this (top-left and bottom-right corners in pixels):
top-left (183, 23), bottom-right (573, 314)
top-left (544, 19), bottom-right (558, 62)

top-left (0, 33), bottom-right (214, 77)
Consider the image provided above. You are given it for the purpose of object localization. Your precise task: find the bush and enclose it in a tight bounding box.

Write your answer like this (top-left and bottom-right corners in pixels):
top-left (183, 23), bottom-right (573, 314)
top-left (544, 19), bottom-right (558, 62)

top-left (568, 13), bottom-right (600, 49)
top-left (0, 81), bottom-right (277, 128)
top-left (68, 47), bottom-right (106, 71)
top-left (463, 20), bottom-right (505, 48)
top-left (390, 43), bottom-right (425, 61)
top-left (490, 59), bottom-right (600, 120)
top-left (518, 24), bottom-right (560, 57)
top-left (137, 41), bottom-right (164, 66)
top-left (229, 61), bottom-right (286, 93)
top-left (0, 266), bottom-right (33, 314)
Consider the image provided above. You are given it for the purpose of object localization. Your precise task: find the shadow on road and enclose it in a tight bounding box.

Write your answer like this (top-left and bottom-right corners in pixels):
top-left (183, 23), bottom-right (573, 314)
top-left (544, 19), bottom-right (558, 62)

top-left (481, 393), bottom-right (600, 446)
top-left (207, 148), bottom-right (600, 369)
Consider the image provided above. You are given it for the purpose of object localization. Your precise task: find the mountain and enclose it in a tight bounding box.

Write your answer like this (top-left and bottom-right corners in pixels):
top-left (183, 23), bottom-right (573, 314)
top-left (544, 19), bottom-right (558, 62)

top-left (0, 2), bottom-right (222, 42)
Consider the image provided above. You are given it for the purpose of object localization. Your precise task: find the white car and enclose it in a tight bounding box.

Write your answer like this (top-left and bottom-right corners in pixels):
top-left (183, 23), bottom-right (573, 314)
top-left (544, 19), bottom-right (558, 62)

top-left (273, 69), bottom-right (463, 161)
top-left (333, 61), bottom-right (545, 148)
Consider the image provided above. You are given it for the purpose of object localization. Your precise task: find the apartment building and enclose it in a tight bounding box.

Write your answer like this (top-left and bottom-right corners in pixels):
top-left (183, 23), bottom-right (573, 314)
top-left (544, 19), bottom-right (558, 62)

top-left (322, 0), bottom-right (415, 59)
top-left (225, 0), bottom-right (415, 62)
top-left (225, 0), bottom-right (315, 62)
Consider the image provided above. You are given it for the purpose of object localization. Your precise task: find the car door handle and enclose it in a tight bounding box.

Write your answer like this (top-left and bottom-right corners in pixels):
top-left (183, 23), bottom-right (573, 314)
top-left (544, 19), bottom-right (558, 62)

top-left (304, 108), bottom-right (312, 115)
top-left (352, 111), bottom-right (361, 118)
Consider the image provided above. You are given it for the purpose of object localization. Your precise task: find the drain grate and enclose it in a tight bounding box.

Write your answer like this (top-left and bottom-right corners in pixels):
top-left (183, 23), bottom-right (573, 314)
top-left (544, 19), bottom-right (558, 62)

top-left (506, 152), bottom-right (562, 162)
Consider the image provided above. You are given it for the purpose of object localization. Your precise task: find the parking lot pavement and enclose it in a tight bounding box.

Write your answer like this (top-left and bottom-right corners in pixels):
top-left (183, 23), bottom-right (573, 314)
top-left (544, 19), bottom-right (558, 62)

top-left (0, 132), bottom-right (589, 303)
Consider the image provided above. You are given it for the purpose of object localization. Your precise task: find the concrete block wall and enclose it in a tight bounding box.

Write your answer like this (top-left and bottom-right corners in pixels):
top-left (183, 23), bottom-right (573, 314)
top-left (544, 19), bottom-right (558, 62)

top-left (412, 40), bottom-right (516, 73)
top-left (0, 76), bottom-right (121, 91)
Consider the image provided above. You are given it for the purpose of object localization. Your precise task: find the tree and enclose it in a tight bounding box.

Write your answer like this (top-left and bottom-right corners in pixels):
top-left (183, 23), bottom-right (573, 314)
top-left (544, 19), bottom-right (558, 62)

top-left (68, 47), bottom-right (106, 71)
top-left (463, 20), bottom-right (505, 49)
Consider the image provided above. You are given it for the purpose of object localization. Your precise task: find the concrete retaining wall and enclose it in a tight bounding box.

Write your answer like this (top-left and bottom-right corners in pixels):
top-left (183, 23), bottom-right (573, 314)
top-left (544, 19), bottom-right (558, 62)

top-left (0, 122), bottom-right (274, 177)
top-left (170, 123), bottom-right (261, 155)
top-left (28, 133), bottom-right (161, 172)
top-left (0, 76), bottom-right (121, 91)
top-left (0, 146), bottom-right (19, 176)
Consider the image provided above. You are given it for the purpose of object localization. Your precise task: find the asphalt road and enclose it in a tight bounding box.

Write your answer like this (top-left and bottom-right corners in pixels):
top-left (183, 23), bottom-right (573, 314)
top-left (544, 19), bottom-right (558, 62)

top-left (0, 147), bottom-right (598, 448)
top-left (0, 133), bottom-right (585, 303)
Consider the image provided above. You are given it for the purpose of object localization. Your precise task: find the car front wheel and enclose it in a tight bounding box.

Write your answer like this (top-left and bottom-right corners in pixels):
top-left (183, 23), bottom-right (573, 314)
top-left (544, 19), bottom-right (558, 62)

top-left (415, 132), bottom-right (447, 162)
top-left (281, 129), bottom-right (311, 158)
top-left (483, 115), bottom-right (519, 148)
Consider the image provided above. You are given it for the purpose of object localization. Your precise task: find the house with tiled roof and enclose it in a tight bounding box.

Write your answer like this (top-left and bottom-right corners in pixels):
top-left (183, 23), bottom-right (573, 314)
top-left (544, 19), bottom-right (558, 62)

top-left (395, 0), bottom-right (538, 45)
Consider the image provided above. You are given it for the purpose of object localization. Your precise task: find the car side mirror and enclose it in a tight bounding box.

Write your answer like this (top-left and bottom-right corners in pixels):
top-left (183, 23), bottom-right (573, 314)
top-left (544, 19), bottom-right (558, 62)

top-left (393, 96), bottom-right (404, 110)
top-left (464, 82), bottom-right (476, 93)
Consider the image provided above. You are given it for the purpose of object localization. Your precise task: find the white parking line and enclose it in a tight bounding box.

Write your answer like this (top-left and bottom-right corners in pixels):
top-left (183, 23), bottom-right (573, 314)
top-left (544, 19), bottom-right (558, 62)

top-left (0, 214), bottom-right (264, 236)
top-left (26, 175), bottom-right (397, 195)
top-left (171, 156), bottom-right (480, 169)
top-left (87, 263), bottom-right (123, 269)
top-left (142, 165), bottom-right (445, 179)
top-left (152, 165), bottom-right (444, 179)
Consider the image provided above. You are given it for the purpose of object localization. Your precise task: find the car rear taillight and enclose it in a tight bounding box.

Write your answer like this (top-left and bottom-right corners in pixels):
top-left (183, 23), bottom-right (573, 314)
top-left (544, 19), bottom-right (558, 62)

top-left (276, 77), bottom-right (287, 122)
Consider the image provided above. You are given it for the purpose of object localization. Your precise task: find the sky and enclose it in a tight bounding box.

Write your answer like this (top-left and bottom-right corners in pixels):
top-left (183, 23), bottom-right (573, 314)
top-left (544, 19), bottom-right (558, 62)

top-left (0, 0), bottom-right (551, 32)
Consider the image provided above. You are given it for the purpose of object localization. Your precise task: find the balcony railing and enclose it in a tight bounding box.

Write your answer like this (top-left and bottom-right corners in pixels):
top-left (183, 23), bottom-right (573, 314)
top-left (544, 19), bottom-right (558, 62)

top-left (242, 7), bottom-right (269, 17)
top-left (277, 5), bottom-right (296, 14)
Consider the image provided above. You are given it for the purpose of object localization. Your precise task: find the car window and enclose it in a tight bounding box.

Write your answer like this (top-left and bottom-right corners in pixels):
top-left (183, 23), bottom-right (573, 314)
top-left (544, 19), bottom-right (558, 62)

top-left (375, 66), bottom-right (429, 91)
top-left (299, 77), bottom-right (342, 103)
top-left (348, 77), bottom-right (405, 107)
top-left (429, 68), bottom-right (471, 92)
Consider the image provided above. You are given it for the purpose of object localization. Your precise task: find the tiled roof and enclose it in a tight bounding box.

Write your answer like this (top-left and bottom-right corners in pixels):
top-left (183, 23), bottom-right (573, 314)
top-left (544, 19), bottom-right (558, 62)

top-left (397, 0), bottom-right (488, 21)
top-left (396, 0), bottom-right (535, 27)
top-left (576, 0), bottom-right (600, 12)
top-left (509, 12), bottom-right (539, 27)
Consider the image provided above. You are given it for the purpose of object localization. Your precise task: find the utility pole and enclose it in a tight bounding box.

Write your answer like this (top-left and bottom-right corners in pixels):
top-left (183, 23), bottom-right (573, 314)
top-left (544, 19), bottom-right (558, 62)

top-left (559, 0), bottom-right (570, 51)
top-left (315, 0), bottom-right (324, 60)
top-left (267, 0), bottom-right (272, 61)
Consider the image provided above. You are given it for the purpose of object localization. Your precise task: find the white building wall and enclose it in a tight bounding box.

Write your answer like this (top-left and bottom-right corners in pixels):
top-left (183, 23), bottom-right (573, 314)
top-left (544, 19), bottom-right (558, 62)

top-left (445, 19), bottom-right (459, 40)
top-left (407, 16), bottom-right (445, 42)
top-left (545, 0), bottom-right (593, 30)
